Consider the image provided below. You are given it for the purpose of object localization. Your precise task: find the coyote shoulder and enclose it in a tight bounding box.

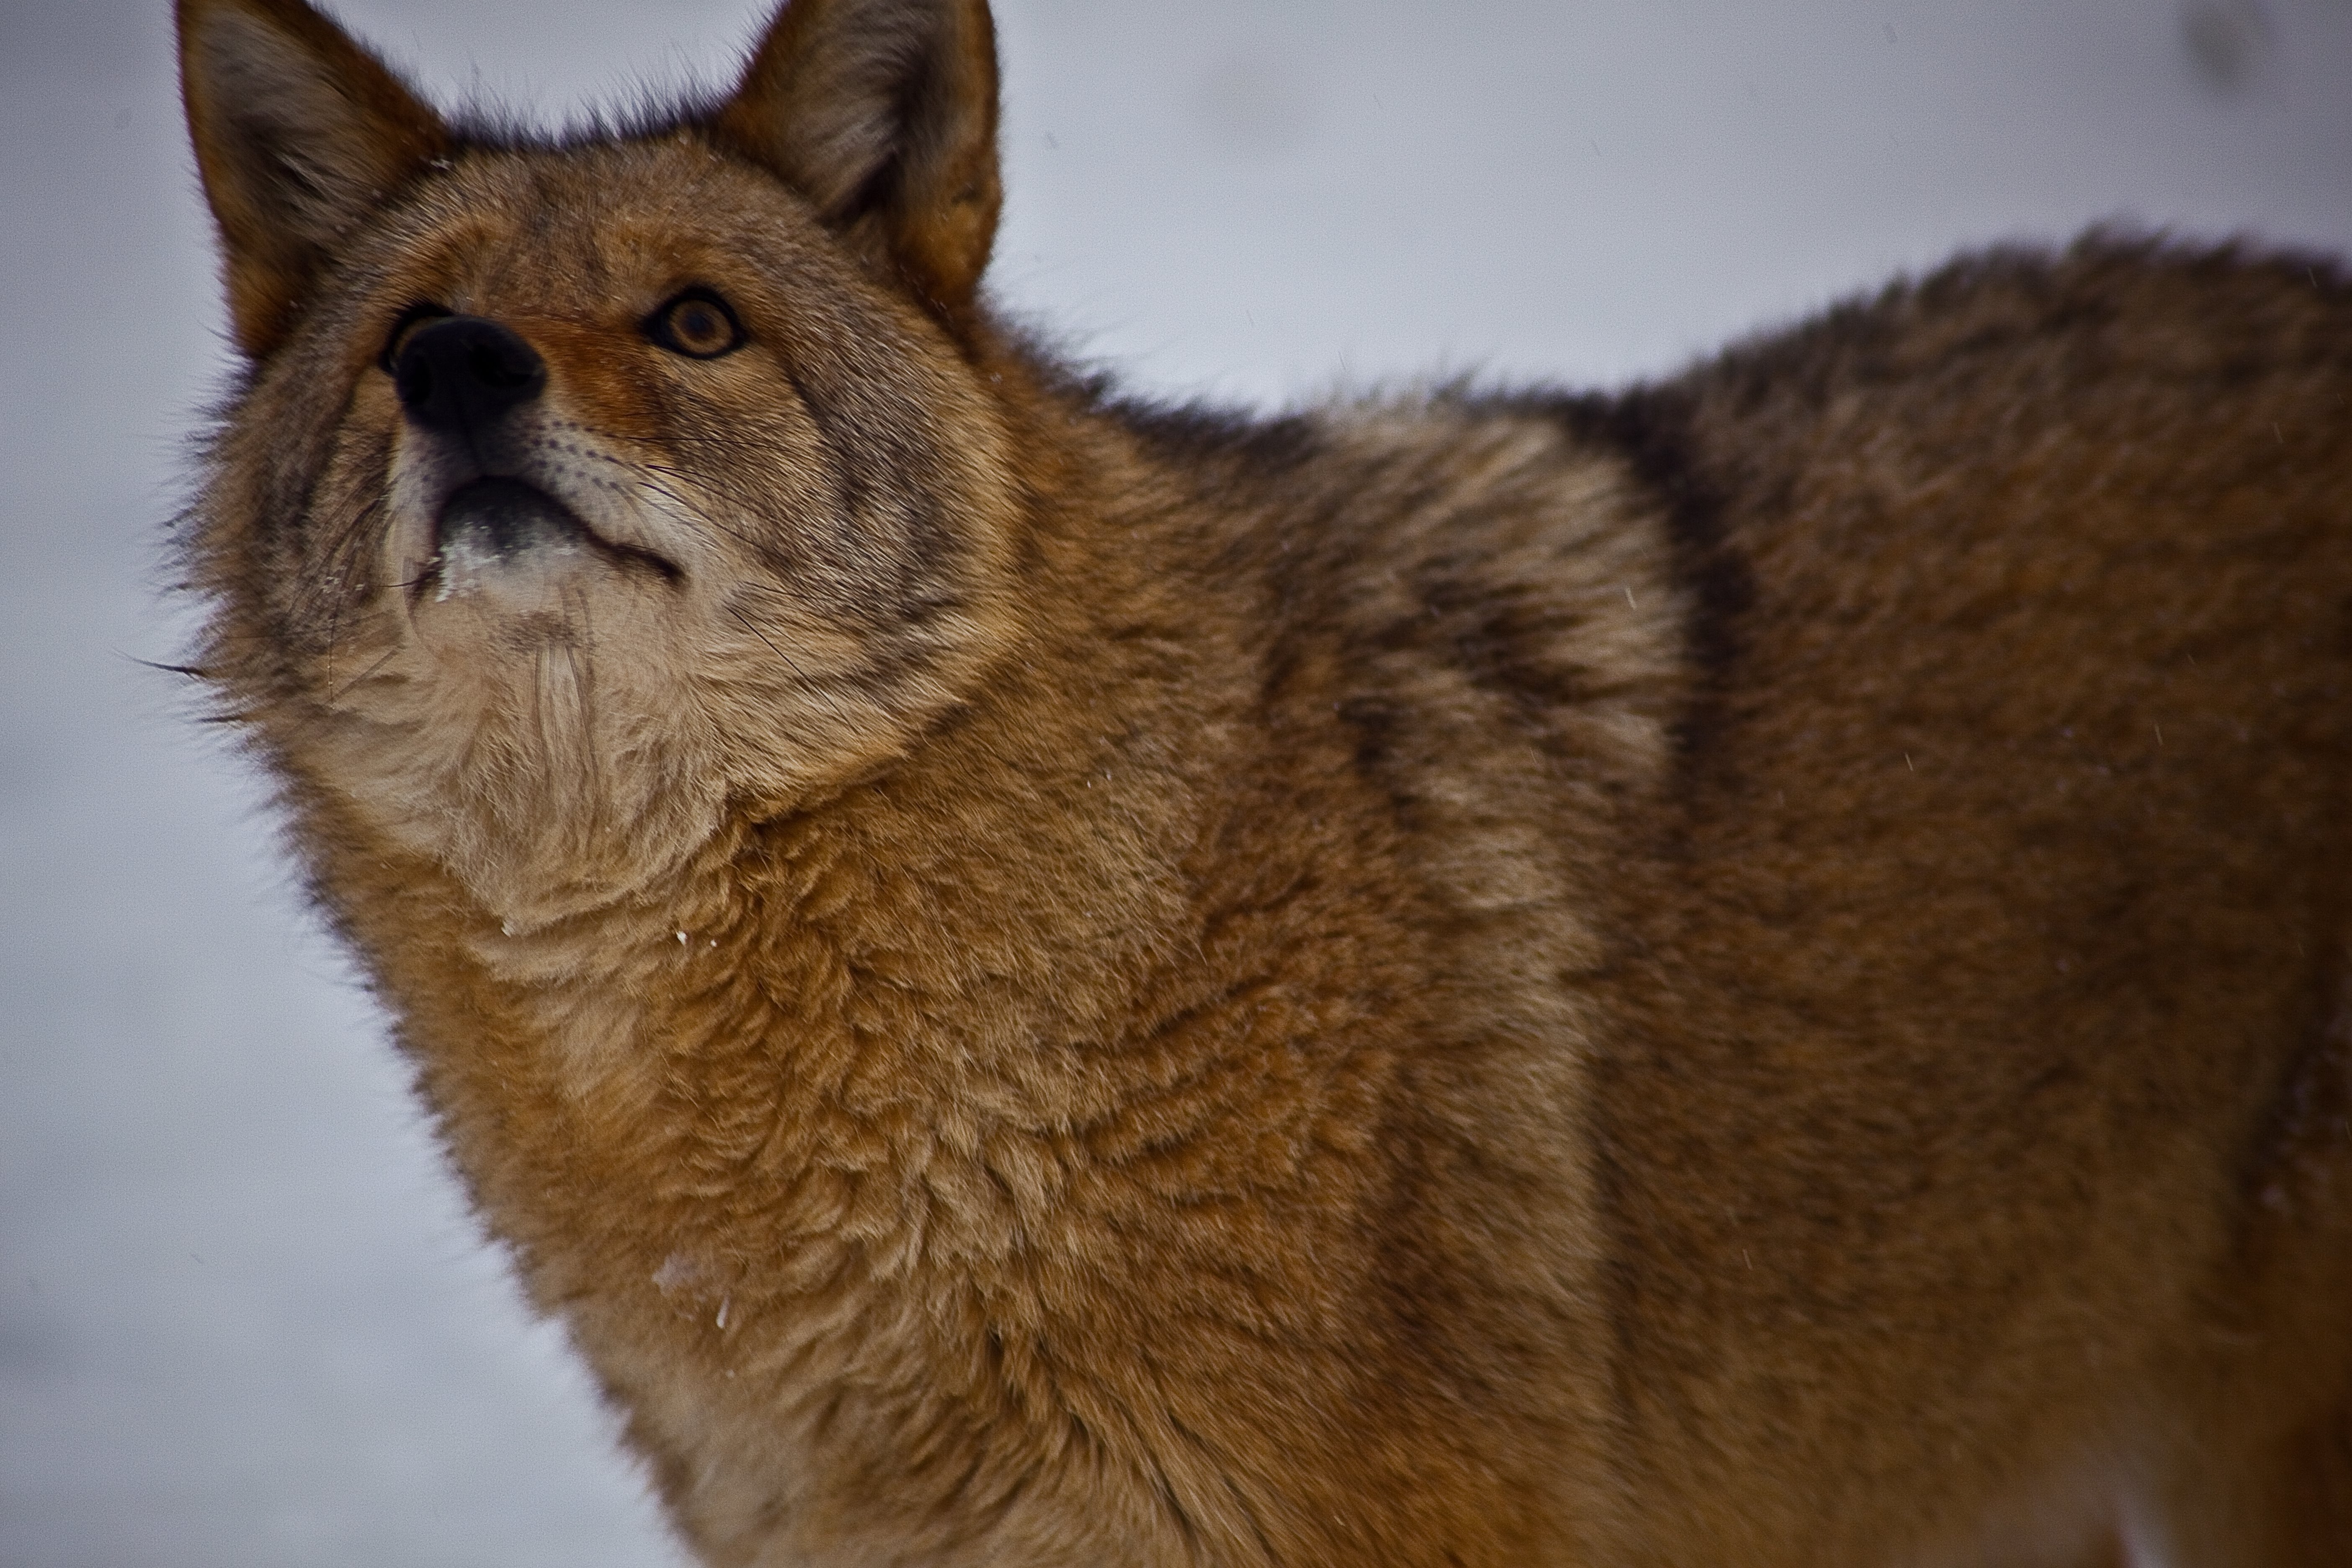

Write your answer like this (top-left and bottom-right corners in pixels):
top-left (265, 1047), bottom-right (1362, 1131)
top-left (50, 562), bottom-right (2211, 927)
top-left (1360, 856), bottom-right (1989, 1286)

top-left (176, 0), bottom-right (2352, 1563)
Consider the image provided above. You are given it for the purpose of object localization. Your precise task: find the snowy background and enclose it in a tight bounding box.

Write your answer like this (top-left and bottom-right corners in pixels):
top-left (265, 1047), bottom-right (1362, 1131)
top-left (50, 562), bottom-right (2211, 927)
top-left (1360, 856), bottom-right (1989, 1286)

top-left (3, 1), bottom-right (2347, 1564)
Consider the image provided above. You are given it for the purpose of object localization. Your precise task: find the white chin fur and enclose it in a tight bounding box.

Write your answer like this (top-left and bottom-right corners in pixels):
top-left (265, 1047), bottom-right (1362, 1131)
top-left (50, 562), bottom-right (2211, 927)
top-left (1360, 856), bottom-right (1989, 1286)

top-left (431, 524), bottom-right (590, 607)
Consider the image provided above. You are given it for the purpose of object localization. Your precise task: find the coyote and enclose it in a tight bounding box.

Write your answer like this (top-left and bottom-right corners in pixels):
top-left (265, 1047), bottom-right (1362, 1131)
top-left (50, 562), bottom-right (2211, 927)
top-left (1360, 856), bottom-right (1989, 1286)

top-left (175, 0), bottom-right (2352, 1562)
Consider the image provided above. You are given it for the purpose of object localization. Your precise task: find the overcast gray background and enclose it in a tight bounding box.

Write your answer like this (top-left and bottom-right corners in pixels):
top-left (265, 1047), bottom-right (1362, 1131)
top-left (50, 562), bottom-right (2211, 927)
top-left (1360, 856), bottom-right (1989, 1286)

top-left (3, 2), bottom-right (2347, 1565)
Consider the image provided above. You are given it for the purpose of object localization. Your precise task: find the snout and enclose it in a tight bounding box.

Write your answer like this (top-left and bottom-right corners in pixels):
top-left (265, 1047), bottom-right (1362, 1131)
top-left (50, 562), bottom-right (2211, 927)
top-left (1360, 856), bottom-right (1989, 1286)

top-left (395, 316), bottom-right (547, 435)
top-left (383, 314), bottom-right (681, 596)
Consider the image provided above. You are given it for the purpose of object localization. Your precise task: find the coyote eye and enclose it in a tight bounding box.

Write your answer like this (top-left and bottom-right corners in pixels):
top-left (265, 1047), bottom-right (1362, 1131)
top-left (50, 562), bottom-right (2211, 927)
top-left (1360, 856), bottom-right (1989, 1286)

top-left (646, 288), bottom-right (745, 359)
top-left (379, 302), bottom-right (454, 372)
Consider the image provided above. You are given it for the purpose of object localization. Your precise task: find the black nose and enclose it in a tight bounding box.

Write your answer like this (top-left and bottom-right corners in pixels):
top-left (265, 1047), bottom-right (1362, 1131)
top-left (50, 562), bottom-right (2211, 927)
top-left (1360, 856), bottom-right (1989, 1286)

top-left (394, 316), bottom-right (547, 434)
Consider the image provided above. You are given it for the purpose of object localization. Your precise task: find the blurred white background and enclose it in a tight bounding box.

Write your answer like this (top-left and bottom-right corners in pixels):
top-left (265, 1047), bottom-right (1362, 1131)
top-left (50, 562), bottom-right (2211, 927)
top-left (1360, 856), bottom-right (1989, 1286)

top-left (1, 1), bottom-right (2346, 1563)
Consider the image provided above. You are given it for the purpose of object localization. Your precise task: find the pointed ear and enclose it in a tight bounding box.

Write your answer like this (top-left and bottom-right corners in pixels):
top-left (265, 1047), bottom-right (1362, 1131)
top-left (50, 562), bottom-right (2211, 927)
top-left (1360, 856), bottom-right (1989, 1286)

top-left (714, 0), bottom-right (1001, 322)
top-left (177, 0), bottom-right (450, 356)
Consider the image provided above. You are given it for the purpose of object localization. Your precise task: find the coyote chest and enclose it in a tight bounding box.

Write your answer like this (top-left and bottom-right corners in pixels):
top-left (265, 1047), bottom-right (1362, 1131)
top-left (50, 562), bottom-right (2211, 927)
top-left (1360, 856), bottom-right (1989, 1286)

top-left (177, 0), bottom-right (2352, 1564)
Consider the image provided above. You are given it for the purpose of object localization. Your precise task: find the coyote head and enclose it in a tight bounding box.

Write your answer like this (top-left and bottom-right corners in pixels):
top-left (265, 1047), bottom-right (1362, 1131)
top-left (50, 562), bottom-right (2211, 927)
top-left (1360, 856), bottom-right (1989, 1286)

top-left (178, 0), bottom-right (1028, 926)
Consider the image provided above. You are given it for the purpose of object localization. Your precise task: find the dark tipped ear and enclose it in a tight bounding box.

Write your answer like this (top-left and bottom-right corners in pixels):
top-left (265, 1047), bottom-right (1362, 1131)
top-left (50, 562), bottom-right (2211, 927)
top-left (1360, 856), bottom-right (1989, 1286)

top-left (177, 0), bottom-right (450, 356)
top-left (714, 0), bottom-right (1001, 322)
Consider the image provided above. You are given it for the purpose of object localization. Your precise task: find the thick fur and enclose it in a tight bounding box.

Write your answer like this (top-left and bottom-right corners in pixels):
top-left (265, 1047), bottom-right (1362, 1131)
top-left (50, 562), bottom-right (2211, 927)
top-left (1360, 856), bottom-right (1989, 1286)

top-left (175, 2), bottom-right (2352, 1564)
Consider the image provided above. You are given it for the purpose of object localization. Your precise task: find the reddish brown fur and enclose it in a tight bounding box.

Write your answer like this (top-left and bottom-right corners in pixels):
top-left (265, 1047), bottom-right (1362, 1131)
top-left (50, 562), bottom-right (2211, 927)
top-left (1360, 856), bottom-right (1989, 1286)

top-left (176, 1), bottom-right (2352, 1563)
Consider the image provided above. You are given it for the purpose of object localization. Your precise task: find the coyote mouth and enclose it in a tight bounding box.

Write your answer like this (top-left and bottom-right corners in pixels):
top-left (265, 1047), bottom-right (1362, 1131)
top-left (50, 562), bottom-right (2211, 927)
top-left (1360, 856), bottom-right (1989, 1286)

top-left (438, 477), bottom-right (584, 557)
top-left (430, 477), bottom-right (679, 590)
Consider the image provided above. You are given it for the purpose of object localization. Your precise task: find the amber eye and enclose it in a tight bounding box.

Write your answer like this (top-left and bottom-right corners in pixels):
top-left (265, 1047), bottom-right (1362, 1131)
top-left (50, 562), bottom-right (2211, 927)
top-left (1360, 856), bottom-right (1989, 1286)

top-left (645, 288), bottom-right (745, 359)
top-left (379, 301), bottom-right (454, 372)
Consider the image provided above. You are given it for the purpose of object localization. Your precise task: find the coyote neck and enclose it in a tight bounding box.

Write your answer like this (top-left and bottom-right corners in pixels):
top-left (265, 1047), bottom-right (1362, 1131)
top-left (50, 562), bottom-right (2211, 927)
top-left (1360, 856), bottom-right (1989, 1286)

top-left (348, 512), bottom-right (1233, 1269)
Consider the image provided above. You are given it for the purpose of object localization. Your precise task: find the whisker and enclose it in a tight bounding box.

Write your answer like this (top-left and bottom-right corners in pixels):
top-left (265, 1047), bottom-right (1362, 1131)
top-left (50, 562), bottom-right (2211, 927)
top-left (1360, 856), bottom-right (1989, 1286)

top-left (322, 646), bottom-right (401, 707)
top-left (725, 603), bottom-right (853, 728)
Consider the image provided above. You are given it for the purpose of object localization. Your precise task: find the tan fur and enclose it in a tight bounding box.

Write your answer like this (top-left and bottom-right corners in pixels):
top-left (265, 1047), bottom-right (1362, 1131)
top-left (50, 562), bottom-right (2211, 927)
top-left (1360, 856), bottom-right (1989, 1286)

top-left (175, 2), bottom-right (2352, 1563)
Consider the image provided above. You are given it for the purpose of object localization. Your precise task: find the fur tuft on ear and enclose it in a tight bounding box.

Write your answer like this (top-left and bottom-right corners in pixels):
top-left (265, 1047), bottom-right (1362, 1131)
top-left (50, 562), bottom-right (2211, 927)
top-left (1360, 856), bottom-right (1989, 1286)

top-left (715, 0), bottom-right (1001, 322)
top-left (178, 0), bottom-right (450, 356)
